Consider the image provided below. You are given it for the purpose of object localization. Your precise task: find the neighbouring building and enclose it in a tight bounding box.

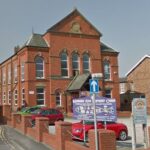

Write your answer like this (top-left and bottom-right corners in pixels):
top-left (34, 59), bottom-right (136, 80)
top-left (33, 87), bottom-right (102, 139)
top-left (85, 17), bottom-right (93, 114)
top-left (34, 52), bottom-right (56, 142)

top-left (126, 55), bottom-right (149, 112)
top-left (119, 77), bottom-right (145, 111)
top-left (0, 9), bottom-right (120, 115)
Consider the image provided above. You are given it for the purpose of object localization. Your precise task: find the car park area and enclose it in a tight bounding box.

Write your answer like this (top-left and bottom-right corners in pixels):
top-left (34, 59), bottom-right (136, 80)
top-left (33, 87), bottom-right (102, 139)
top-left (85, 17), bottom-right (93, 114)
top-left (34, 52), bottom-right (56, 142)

top-left (64, 116), bottom-right (150, 150)
top-left (0, 115), bottom-right (149, 150)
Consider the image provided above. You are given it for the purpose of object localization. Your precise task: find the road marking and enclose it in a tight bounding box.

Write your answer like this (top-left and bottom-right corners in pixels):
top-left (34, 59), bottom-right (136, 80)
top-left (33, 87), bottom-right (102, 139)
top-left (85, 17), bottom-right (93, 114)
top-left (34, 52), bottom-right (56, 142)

top-left (0, 126), bottom-right (16, 150)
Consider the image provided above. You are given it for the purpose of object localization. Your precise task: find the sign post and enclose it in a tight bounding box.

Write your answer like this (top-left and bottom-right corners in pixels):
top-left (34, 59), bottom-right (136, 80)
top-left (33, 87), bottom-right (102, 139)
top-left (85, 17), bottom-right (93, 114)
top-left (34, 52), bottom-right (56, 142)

top-left (132, 98), bottom-right (148, 150)
top-left (90, 78), bottom-right (99, 150)
top-left (131, 113), bottom-right (136, 150)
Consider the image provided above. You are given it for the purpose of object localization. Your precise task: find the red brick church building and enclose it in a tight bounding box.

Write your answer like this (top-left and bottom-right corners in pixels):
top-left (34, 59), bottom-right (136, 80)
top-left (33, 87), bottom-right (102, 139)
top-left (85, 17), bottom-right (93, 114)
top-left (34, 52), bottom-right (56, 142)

top-left (0, 9), bottom-right (120, 115)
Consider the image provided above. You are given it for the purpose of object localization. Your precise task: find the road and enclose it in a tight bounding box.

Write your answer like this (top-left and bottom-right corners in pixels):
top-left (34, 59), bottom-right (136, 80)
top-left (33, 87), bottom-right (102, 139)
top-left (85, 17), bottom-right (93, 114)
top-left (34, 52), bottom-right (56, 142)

top-left (0, 125), bottom-right (51, 150)
top-left (0, 126), bottom-right (14, 150)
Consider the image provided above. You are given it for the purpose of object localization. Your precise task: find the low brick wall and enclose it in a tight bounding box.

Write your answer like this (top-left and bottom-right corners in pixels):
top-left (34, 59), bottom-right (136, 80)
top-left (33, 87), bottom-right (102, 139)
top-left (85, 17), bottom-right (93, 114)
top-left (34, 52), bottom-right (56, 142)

top-left (27, 127), bottom-right (37, 139)
top-left (97, 129), bottom-right (116, 150)
top-left (65, 141), bottom-right (89, 150)
top-left (4, 109), bottom-right (150, 150)
top-left (0, 105), bottom-right (11, 124)
top-left (42, 132), bottom-right (57, 150)
top-left (117, 111), bottom-right (131, 117)
top-left (7, 113), bottom-right (121, 150)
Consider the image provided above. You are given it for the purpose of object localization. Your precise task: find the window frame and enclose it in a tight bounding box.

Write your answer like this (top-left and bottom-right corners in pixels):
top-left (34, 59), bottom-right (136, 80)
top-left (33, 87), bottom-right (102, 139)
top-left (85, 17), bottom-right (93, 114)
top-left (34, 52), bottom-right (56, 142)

top-left (60, 52), bottom-right (68, 77)
top-left (72, 53), bottom-right (79, 76)
top-left (8, 65), bottom-right (11, 84)
top-left (105, 89), bottom-right (111, 98)
top-left (21, 62), bottom-right (25, 81)
top-left (120, 83), bottom-right (125, 94)
top-left (14, 64), bottom-right (18, 83)
top-left (36, 87), bottom-right (45, 106)
top-left (22, 88), bottom-right (25, 105)
top-left (55, 92), bottom-right (62, 106)
top-left (83, 53), bottom-right (90, 73)
top-left (14, 89), bottom-right (18, 105)
top-left (103, 60), bottom-right (111, 80)
top-left (8, 90), bottom-right (11, 105)
top-left (3, 91), bottom-right (6, 104)
top-left (2, 68), bottom-right (6, 85)
top-left (35, 57), bottom-right (44, 79)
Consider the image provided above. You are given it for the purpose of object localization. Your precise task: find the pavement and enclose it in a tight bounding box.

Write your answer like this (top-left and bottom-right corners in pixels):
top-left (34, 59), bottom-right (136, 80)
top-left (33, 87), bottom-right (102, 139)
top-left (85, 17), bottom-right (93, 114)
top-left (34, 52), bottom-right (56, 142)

top-left (0, 125), bottom-right (52, 150)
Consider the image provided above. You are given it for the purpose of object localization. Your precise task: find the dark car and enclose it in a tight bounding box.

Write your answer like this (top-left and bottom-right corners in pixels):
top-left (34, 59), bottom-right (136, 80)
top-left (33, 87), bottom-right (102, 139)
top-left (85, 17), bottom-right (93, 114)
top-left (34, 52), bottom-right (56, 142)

top-left (18, 105), bottom-right (42, 115)
top-left (72, 120), bottom-right (128, 141)
top-left (31, 107), bottom-right (64, 126)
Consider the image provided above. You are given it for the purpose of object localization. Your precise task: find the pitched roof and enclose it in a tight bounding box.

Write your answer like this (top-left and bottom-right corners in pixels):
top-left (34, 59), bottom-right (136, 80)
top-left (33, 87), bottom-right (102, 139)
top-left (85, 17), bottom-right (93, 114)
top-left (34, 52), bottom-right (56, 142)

top-left (46, 8), bottom-right (102, 36)
top-left (119, 77), bottom-right (127, 83)
top-left (24, 33), bottom-right (49, 48)
top-left (67, 73), bottom-right (90, 91)
top-left (126, 55), bottom-right (150, 76)
top-left (101, 42), bottom-right (118, 53)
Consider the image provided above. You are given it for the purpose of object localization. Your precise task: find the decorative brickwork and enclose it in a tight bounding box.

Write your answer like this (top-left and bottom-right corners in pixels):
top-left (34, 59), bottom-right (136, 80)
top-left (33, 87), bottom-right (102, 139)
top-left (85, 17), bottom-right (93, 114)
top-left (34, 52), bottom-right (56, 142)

top-left (0, 9), bottom-right (120, 115)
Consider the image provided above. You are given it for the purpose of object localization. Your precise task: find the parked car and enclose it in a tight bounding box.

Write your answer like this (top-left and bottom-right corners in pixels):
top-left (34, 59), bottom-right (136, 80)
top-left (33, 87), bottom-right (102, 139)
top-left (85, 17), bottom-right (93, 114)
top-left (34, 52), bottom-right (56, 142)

top-left (72, 120), bottom-right (128, 141)
top-left (18, 105), bottom-right (42, 115)
top-left (31, 107), bottom-right (64, 126)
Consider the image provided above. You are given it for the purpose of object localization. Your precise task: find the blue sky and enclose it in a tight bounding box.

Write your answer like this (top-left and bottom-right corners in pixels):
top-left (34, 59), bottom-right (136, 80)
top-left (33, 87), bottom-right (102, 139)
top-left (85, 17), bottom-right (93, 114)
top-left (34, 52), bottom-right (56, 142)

top-left (0, 0), bottom-right (150, 76)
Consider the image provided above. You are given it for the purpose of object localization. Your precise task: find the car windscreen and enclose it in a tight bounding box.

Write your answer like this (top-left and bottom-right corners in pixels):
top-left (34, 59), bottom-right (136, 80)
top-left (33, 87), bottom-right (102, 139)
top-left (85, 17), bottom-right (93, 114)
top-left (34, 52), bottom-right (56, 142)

top-left (31, 109), bottom-right (41, 114)
top-left (20, 107), bottom-right (29, 112)
top-left (82, 120), bottom-right (94, 125)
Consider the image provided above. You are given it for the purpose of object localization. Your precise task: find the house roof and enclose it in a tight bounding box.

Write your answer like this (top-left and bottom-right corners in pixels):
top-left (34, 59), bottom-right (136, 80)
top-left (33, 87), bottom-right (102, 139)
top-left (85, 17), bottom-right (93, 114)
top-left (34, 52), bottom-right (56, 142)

top-left (126, 55), bottom-right (150, 76)
top-left (46, 8), bottom-right (102, 36)
top-left (67, 73), bottom-right (90, 91)
top-left (101, 42), bottom-right (118, 53)
top-left (24, 33), bottom-right (49, 48)
top-left (120, 90), bottom-right (145, 96)
top-left (119, 77), bottom-right (127, 83)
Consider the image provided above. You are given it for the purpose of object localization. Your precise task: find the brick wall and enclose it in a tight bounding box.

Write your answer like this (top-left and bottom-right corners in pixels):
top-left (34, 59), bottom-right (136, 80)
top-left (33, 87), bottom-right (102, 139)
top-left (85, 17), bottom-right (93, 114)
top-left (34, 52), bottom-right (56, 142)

top-left (127, 57), bottom-right (150, 112)
top-left (42, 132), bottom-right (57, 150)
top-left (2, 105), bottom-right (11, 123)
top-left (65, 141), bottom-right (89, 150)
top-left (8, 114), bottom-right (117, 150)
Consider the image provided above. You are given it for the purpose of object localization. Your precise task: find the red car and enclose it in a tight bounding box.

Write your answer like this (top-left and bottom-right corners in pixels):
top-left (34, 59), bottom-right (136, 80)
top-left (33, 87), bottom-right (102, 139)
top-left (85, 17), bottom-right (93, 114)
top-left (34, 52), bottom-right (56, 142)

top-left (72, 120), bottom-right (128, 141)
top-left (31, 107), bottom-right (64, 126)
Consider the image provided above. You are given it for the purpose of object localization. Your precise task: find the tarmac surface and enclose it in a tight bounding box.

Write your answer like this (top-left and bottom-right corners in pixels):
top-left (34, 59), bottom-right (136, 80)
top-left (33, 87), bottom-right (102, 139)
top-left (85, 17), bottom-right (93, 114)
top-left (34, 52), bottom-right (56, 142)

top-left (65, 116), bottom-right (150, 150)
top-left (0, 125), bottom-right (51, 150)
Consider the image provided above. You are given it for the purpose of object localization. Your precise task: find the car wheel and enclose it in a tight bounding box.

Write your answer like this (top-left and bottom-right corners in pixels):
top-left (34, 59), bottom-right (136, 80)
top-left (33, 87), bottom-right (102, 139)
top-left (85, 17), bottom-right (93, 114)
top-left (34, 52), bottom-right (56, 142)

top-left (119, 130), bottom-right (127, 141)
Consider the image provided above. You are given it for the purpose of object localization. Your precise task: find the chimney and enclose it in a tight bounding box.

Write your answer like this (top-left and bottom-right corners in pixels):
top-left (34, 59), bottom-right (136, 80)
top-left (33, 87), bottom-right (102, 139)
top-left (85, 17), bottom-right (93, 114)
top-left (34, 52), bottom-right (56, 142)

top-left (14, 45), bottom-right (20, 54)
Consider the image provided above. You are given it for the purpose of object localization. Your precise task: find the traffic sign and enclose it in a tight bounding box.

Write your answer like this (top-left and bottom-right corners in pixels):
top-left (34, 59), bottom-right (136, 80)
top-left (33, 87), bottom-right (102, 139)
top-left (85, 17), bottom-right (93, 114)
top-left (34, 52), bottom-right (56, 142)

top-left (90, 79), bottom-right (99, 93)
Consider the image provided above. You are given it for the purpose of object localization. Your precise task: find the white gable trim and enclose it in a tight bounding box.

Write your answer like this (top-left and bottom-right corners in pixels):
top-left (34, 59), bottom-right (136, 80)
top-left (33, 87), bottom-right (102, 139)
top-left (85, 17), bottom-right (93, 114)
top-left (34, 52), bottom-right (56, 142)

top-left (126, 54), bottom-right (150, 76)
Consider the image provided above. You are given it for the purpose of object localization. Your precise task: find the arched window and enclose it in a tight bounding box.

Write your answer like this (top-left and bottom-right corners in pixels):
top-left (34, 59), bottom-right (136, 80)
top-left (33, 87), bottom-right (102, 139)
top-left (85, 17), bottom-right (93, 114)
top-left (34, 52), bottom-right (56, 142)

top-left (35, 57), bottom-right (44, 78)
top-left (72, 53), bottom-right (79, 76)
top-left (103, 60), bottom-right (110, 80)
top-left (83, 53), bottom-right (90, 73)
top-left (60, 52), bottom-right (68, 77)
